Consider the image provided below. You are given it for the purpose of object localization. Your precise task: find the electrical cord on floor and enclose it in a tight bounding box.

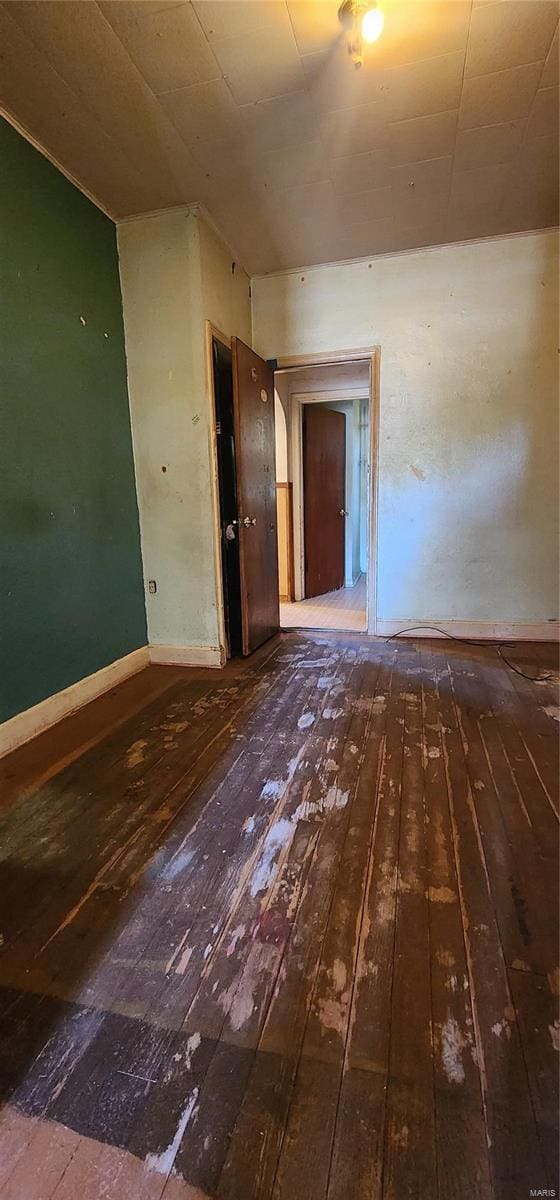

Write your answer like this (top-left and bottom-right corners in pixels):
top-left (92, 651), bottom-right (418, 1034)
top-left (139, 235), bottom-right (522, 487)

top-left (495, 643), bottom-right (555, 683)
top-left (387, 625), bottom-right (555, 683)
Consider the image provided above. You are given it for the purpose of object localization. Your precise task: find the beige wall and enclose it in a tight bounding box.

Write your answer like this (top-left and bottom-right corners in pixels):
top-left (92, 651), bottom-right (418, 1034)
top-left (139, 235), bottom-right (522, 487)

top-left (118, 208), bottom-right (251, 657)
top-left (198, 216), bottom-right (252, 344)
top-left (253, 231), bottom-right (559, 629)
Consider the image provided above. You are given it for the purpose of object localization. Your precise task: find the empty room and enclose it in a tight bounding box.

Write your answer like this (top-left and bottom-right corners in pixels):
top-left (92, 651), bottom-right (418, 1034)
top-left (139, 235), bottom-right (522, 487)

top-left (0, 2), bottom-right (559, 1198)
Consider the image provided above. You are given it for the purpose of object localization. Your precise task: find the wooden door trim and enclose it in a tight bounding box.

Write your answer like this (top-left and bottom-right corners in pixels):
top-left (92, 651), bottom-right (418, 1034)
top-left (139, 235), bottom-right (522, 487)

top-left (231, 338), bottom-right (249, 654)
top-left (275, 348), bottom-right (374, 369)
top-left (276, 481), bottom-right (294, 602)
top-left (205, 321), bottom-right (232, 666)
top-left (283, 347), bottom-right (380, 634)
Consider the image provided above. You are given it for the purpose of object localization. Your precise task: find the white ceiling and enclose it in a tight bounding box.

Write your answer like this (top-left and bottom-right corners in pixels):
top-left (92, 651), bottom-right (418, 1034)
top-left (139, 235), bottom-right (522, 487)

top-left (1, 0), bottom-right (558, 273)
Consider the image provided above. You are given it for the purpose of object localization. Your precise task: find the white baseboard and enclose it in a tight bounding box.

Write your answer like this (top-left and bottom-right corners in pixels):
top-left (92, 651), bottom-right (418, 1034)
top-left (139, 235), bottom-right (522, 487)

top-left (376, 619), bottom-right (559, 642)
top-left (148, 643), bottom-right (224, 667)
top-left (0, 646), bottom-right (150, 759)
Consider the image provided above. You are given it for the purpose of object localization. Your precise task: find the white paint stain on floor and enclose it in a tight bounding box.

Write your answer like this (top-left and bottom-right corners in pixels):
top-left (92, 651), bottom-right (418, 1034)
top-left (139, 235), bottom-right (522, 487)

top-left (250, 818), bottom-right (293, 897)
top-left (260, 751), bottom-right (304, 807)
top-left (145, 1086), bottom-right (199, 1175)
top-left (491, 1019), bottom-right (512, 1040)
top-left (293, 785), bottom-right (349, 823)
top-left (226, 924), bottom-right (246, 957)
top-left (163, 848), bottom-right (195, 882)
top-left (297, 712), bottom-right (316, 730)
top-left (318, 675), bottom-right (337, 689)
top-left (220, 944), bottom-right (275, 1033)
top-left (261, 779), bottom-right (284, 800)
top-left (440, 1014), bottom-right (466, 1083)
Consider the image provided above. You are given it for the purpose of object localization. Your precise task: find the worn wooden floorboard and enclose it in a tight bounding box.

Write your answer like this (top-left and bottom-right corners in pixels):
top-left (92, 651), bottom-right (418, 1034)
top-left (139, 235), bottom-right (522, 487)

top-left (0, 665), bottom-right (187, 810)
top-left (420, 646), bottom-right (492, 1200)
top-left (1, 659), bottom-right (290, 995)
top-left (217, 648), bottom-right (385, 1200)
top-left (439, 646), bottom-right (554, 1197)
top-left (0, 634), bottom-right (557, 1200)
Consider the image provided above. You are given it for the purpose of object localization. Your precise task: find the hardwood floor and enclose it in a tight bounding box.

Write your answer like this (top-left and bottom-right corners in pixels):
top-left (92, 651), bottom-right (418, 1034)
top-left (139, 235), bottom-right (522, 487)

top-left (280, 575), bottom-right (367, 632)
top-left (0, 633), bottom-right (558, 1199)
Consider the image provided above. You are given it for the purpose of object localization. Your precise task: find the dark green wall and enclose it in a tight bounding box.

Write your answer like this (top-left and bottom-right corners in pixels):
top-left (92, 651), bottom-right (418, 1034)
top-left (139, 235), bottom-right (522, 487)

top-left (0, 119), bottom-right (147, 723)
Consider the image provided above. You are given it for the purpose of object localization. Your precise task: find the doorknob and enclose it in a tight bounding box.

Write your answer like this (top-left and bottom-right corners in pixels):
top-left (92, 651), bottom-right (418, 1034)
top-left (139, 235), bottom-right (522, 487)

top-left (339, 509), bottom-right (348, 516)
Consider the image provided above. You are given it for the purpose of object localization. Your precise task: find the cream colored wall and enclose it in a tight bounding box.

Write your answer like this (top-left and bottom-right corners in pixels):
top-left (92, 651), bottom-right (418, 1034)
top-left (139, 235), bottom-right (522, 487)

top-left (253, 231), bottom-right (559, 627)
top-left (117, 208), bottom-right (250, 656)
top-left (198, 216), bottom-right (251, 345)
top-left (274, 390), bottom-right (288, 483)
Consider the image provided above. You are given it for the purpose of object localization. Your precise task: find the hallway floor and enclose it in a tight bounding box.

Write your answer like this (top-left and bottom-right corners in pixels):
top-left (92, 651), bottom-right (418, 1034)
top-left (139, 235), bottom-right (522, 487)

top-left (280, 574), bottom-right (367, 632)
top-left (0, 633), bottom-right (558, 1199)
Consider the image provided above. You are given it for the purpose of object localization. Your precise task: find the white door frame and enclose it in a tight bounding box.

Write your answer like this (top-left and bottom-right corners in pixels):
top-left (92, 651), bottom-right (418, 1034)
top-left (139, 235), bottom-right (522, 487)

top-left (275, 348), bottom-right (380, 636)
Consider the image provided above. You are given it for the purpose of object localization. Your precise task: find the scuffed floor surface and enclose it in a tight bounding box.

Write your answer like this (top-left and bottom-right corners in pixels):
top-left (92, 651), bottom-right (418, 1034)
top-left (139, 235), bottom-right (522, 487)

top-left (280, 575), bottom-right (367, 633)
top-left (0, 633), bottom-right (558, 1200)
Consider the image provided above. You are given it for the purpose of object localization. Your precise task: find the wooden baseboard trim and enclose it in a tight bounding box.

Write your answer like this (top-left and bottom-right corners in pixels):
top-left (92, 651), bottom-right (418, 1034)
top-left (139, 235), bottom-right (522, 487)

top-left (148, 644), bottom-right (225, 667)
top-left (0, 646), bottom-right (150, 759)
top-left (376, 619), bottom-right (559, 642)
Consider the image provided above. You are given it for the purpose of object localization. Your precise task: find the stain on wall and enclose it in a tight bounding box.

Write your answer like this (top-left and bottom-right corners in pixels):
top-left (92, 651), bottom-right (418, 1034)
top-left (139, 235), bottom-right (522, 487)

top-left (0, 118), bottom-right (147, 723)
top-left (252, 231), bottom-right (559, 625)
top-left (117, 209), bottom-right (251, 655)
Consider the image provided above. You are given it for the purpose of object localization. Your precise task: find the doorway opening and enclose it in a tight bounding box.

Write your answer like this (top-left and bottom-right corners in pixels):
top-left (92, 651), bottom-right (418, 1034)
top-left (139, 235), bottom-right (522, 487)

top-left (273, 354), bottom-right (377, 634)
top-left (211, 335), bottom-right (242, 659)
top-left (209, 325), bottom-right (280, 662)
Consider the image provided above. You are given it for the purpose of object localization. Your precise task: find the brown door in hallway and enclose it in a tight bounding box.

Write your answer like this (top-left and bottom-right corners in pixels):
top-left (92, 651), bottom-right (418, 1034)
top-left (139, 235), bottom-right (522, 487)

top-left (232, 337), bottom-right (279, 655)
top-left (303, 406), bottom-right (346, 598)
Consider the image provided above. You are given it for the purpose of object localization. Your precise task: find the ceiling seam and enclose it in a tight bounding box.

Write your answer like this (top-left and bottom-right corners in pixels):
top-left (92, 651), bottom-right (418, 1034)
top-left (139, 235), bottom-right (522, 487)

top-left (517, 18), bottom-right (559, 161)
top-left (445, 0), bottom-right (474, 241)
top-left (91, 0), bottom-right (216, 204)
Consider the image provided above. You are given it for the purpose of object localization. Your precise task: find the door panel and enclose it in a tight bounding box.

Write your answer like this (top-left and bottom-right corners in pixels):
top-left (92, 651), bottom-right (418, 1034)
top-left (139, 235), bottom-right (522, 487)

top-left (212, 338), bottom-right (242, 659)
top-left (303, 406), bottom-right (345, 598)
top-left (232, 338), bottom-right (279, 655)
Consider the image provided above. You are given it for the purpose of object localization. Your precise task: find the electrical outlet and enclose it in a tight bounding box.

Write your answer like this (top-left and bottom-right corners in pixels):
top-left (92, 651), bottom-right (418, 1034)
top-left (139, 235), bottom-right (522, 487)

top-left (148, 580), bottom-right (157, 595)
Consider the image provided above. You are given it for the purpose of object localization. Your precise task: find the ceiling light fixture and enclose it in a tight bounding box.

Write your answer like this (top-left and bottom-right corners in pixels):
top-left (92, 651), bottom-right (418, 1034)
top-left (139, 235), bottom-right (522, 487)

top-left (338, 0), bottom-right (384, 68)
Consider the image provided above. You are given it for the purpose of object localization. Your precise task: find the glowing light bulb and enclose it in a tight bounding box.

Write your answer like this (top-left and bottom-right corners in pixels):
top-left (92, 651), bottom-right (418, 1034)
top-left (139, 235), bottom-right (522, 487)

top-left (361, 5), bottom-right (384, 42)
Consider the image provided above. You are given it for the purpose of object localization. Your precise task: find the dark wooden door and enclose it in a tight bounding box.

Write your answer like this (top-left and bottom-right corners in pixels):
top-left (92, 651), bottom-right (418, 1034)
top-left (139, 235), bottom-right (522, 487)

top-left (232, 338), bottom-right (279, 656)
top-left (303, 406), bottom-right (346, 598)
